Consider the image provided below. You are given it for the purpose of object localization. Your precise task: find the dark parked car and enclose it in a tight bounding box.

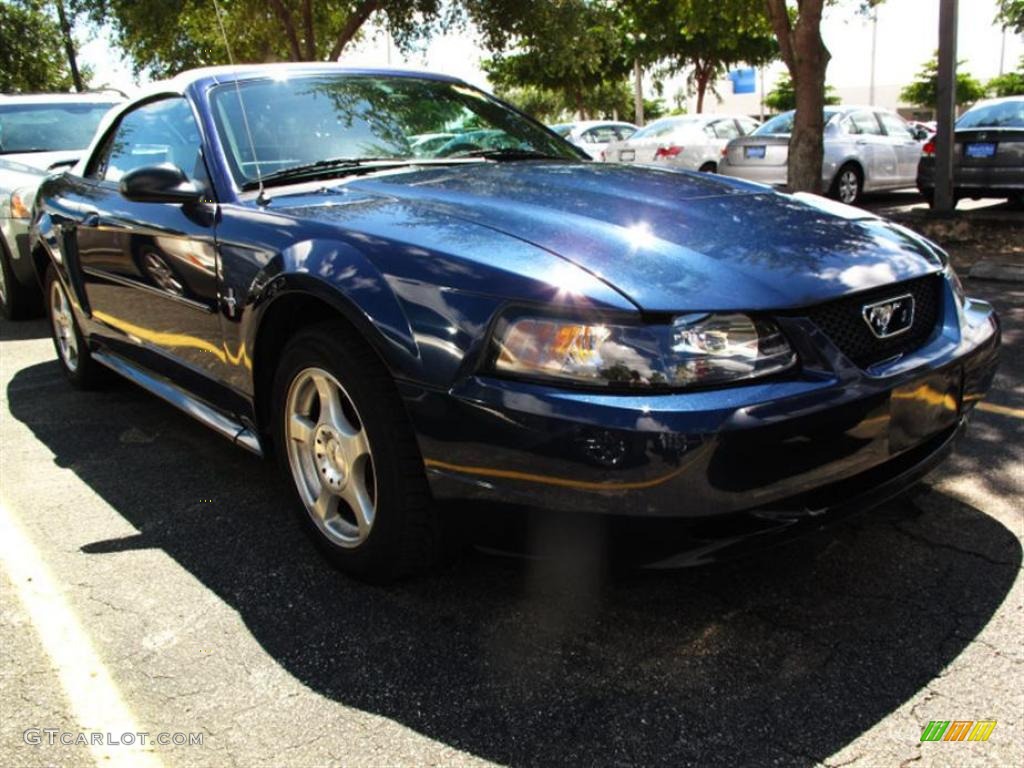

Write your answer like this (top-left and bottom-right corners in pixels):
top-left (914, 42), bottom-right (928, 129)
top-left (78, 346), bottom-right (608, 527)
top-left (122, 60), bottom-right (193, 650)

top-left (30, 65), bottom-right (999, 581)
top-left (918, 96), bottom-right (1024, 207)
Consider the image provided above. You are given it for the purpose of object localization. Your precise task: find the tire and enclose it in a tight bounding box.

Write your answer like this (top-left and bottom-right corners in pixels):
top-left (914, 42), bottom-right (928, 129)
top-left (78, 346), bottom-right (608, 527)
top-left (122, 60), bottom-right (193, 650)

top-left (698, 162), bottom-right (717, 173)
top-left (0, 240), bottom-right (39, 320)
top-left (272, 322), bottom-right (438, 583)
top-left (830, 163), bottom-right (863, 205)
top-left (45, 265), bottom-right (107, 389)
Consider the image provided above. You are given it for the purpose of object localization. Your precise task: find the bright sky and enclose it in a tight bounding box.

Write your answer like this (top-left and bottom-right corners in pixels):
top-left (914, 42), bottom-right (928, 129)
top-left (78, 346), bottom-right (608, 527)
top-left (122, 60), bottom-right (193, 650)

top-left (80, 0), bottom-right (1023, 99)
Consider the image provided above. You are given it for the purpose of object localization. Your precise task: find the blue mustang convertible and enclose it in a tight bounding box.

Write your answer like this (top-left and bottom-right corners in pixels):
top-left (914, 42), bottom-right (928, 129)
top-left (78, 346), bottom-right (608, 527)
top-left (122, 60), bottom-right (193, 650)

top-left (30, 65), bottom-right (999, 581)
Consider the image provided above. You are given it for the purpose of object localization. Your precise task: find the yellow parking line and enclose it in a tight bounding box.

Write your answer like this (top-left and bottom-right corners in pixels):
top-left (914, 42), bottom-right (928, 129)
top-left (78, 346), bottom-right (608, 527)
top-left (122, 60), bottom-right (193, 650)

top-left (0, 502), bottom-right (163, 768)
top-left (977, 402), bottom-right (1024, 419)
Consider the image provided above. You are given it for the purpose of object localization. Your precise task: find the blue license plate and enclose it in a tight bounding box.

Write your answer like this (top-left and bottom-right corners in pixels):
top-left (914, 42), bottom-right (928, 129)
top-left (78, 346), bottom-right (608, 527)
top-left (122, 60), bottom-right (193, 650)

top-left (965, 142), bottom-right (996, 158)
top-left (744, 145), bottom-right (766, 159)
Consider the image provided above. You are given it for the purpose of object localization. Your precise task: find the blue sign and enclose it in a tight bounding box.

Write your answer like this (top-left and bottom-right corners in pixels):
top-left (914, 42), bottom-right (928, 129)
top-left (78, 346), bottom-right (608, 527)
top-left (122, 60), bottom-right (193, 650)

top-left (728, 68), bottom-right (756, 95)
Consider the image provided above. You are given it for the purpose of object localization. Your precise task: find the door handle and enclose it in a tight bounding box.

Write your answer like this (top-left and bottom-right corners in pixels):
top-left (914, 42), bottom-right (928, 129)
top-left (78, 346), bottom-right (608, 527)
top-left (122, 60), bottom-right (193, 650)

top-left (80, 211), bottom-right (101, 228)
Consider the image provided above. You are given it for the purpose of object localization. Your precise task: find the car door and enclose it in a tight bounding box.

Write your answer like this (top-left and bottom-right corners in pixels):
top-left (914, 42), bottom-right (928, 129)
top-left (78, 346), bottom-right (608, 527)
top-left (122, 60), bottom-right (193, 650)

top-left (74, 96), bottom-right (226, 383)
top-left (845, 110), bottom-right (895, 189)
top-left (877, 112), bottom-right (921, 185)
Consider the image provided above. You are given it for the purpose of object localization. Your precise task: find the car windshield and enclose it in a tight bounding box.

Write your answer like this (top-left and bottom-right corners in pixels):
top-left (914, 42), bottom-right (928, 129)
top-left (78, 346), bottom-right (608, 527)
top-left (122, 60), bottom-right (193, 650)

top-left (550, 124), bottom-right (573, 137)
top-left (0, 101), bottom-right (116, 154)
top-left (753, 109), bottom-right (841, 136)
top-left (630, 117), bottom-right (699, 140)
top-left (957, 100), bottom-right (1024, 129)
top-left (210, 74), bottom-right (581, 186)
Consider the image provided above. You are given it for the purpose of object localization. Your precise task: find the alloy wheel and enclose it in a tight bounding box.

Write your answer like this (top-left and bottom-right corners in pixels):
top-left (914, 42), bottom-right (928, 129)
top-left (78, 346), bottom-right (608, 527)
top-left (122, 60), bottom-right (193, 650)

top-left (838, 170), bottom-right (860, 204)
top-left (50, 279), bottom-right (79, 372)
top-left (284, 367), bottom-right (377, 548)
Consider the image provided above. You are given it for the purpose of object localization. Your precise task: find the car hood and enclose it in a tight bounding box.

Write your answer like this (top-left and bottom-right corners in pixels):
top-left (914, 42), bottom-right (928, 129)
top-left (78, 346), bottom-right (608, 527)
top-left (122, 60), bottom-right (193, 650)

top-left (0, 150), bottom-right (80, 172)
top-left (287, 162), bottom-right (945, 312)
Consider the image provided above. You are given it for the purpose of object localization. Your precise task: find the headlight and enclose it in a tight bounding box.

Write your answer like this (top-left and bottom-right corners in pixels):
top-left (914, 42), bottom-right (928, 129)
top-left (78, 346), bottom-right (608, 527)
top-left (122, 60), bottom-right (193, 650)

top-left (10, 187), bottom-right (33, 219)
top-left (492, 312), bottom-right (796, 389)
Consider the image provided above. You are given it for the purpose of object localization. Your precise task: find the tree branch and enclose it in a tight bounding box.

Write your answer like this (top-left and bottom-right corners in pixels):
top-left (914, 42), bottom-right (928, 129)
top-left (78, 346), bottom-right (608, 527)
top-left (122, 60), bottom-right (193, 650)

top-left (267, 0), bottom-right (303, 60)
top-left (328, 0), bottom-right (382, 61)
top-left (764, 0), bottom-right (795, 73)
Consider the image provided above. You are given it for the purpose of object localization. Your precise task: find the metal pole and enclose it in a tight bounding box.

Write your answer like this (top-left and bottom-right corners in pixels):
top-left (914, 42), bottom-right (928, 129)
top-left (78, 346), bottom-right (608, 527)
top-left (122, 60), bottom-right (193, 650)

top-left (634, 59), bottom-right (644, 125)
top-left (759, 67), bottom-right (765, 122)
top-left (869, 9), bottom-right (878, 105)
top-left (934, 0), bottom-right (958, 213)
top-left (999, 27), bottom-right (1006, 76)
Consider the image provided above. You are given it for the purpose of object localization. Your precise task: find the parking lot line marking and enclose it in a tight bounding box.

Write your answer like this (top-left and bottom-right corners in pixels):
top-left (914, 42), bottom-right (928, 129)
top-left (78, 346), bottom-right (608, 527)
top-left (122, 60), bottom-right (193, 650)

top-left (0, 502), bottom-right (163, 768)
top-left (977, 402), bottom-right (1023, 419)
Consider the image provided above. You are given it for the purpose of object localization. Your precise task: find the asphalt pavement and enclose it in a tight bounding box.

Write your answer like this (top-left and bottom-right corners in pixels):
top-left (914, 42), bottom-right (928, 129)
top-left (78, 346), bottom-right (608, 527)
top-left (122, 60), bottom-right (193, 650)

top-left (1, 279), bottom-right (1021, 768)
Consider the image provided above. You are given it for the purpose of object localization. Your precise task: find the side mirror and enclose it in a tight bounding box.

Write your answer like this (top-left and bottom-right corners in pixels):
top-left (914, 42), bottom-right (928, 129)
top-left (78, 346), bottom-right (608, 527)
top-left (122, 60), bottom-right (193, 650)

top-left (120, 164), bottom-right (202, 204)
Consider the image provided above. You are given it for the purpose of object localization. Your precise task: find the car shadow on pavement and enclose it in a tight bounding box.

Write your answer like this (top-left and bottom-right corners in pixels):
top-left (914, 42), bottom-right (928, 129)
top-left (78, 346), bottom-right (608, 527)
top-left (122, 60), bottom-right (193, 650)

top-left (0, 317), bottom-right (51, 343)
top-left (6, 359), bottom-right (1022, 767)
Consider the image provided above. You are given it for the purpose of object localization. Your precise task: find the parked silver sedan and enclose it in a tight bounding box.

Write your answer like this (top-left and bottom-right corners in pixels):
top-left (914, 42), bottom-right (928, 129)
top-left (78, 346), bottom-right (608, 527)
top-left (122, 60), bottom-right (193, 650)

top-left (720, 106), bottom-right (922, 204)
top-left (602, 114), bottom-right (760, 172)
top-left (1, 93), bottom-right (119, 319)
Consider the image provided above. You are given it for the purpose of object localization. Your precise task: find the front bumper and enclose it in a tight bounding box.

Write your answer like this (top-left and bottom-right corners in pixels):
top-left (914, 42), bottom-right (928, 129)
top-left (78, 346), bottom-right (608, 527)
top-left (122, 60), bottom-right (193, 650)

top-left (0, 215), bottom-right (36, 286)
top-left (404, 280), bottom-right (1000, 524)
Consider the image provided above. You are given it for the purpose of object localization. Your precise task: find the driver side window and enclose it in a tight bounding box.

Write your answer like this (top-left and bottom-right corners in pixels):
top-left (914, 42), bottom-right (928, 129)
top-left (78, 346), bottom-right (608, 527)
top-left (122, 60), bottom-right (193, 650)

top-left (90, 97), bottom-right (207, 189)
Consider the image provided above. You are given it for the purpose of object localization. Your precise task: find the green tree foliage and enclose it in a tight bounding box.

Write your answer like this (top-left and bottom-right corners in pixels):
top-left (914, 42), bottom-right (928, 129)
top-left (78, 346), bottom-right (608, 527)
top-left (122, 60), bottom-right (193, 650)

top-left (987, 57), bottom-right (1024, 97)
top-left (0, 0), bottom-right (80, 92)
top-left (475, 0), bottom-right (631, 120)
top-left (900, 54), bottom-right (987, 110)
top-left (997, 0), bottom-right (1023, 32)
top-left (620, 0), bottom-right (777, 113)
top-left (764, 73), bottom-right (839, 113)
top-left (77, 0), bottom-right (453, 77)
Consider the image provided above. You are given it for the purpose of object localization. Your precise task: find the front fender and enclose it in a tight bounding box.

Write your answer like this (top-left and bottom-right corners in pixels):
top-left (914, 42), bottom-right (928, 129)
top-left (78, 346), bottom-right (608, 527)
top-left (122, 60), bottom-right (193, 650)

top-left (241, 239), bottom-right (421, 383)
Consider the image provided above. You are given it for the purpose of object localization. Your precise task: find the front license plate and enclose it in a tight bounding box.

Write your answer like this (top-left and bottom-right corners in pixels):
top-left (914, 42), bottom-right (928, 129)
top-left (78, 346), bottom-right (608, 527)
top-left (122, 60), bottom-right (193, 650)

top-left (619, 149), bottom-right (635, 161)
top-left (745, 145), bottom-right (766, 159)
top-left (964, 142), bottom-right (996, 159)
top-left (890, 369), bottom-right (961, 454)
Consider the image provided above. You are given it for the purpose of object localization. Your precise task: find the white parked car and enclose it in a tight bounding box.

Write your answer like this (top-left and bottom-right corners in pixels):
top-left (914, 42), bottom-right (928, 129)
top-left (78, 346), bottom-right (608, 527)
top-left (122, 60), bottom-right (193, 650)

top-left (549, 120), bottom-right (638, 159)
top-left (1, 92), bottom-right (120, 319)
top-left (720, 106), bottom-right (922, 204)
top-left (601, 114), bottom-right (760, 172)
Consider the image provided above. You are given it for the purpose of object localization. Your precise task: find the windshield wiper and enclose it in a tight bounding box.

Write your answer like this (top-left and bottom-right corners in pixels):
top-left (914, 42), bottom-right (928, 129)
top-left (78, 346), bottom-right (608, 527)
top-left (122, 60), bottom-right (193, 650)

top-left (448, 147), bottom-right (570, 161)
top-left (243, 156), bottom-right (413, 189)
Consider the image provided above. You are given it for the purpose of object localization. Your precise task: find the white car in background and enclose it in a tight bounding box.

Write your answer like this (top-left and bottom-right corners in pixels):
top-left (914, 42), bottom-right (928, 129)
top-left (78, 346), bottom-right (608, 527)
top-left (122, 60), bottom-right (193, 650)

top-left (601, 114), bottom-right (760, 172)
top-left (1, 92), bottom-right (120, 319)
top-left (720, 106), bottom-right (923, 204)
top-left (549, 120), bottom-right (638, 159)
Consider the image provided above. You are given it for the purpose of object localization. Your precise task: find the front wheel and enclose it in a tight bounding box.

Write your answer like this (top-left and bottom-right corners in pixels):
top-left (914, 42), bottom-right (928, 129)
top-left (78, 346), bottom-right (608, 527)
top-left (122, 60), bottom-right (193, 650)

top-left (272, 322), bottom-right (438, 582)
top-left (830, 164), bottom-right (863, 205)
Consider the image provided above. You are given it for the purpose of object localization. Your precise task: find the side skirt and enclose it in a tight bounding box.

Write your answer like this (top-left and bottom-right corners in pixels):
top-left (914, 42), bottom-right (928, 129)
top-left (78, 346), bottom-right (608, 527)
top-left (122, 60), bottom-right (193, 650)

top-left (92, 349), bottom-right (264, 457)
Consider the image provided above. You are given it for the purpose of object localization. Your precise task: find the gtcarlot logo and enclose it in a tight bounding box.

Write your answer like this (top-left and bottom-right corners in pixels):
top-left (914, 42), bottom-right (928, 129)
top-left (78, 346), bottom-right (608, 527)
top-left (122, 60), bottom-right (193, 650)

top-left (920, 720), bottom-right (997, 742)
top-left (24, 729), bottom-right (203, 747)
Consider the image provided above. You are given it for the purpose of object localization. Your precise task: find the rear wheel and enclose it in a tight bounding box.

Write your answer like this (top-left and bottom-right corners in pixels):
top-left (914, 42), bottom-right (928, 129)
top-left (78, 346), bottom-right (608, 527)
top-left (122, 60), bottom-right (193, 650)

top-left (272, 322), bottom-right (437, 582)
top-left (698, 161), bottom-right (717, 173)
top-left (45, 265), bottom-right (106, 389)
top-left (830, 163), bottom-right (863, 205)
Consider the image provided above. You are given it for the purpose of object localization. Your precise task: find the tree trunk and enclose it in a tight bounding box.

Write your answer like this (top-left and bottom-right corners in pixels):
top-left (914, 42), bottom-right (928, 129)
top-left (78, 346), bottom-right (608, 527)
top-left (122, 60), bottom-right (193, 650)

top-left (54, 0), bottom-right (83, 92)
top-left (328, 0), bottom-right (382, 61)
top-left (765, 0), bottom-right (831, 194)
top-left (301, 0), bottom-right (316, 60)
top-left (267, 0), bottom-right (304, 60)
top-left (695, 64), bottom-right (711, 114)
